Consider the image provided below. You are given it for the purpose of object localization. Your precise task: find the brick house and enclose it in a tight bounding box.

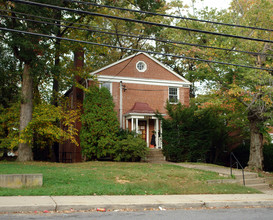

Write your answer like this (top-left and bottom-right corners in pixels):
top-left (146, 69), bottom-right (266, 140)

top-left (59, 52), bottom-right (191, 162)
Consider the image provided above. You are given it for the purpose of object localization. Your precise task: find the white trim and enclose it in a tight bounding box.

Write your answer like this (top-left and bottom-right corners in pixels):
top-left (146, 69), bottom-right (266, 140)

top-left (124, 112), bottom-right (166, 118)
top-left (95, 75), bottom-right (191, 87)
top-left (89, 52), bottom-right (191, 84)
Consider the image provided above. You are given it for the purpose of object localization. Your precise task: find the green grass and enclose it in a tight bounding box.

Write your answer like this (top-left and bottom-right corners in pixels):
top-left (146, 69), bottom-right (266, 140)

top-left (0, 161), bottom-right (259, 196)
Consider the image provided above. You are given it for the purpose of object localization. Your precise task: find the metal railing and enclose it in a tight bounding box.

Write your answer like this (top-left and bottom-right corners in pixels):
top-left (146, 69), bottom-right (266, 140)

top-left (230, 152), bottom-right (245, 185)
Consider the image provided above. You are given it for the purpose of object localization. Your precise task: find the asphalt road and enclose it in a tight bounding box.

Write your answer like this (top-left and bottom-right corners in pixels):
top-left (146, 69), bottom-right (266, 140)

top-left (1, 208), bottom-right (273, 220)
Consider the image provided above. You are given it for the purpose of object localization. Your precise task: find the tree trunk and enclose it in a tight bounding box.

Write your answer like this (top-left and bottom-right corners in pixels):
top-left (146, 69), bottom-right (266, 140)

top-left (247, 117), bottom-right (264, 171)
top-left (17, 63), bottom-right (33, 161)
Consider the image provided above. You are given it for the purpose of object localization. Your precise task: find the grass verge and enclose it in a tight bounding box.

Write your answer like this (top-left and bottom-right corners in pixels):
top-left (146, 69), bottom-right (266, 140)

top-left (0, 161), bottom-right (259, 196)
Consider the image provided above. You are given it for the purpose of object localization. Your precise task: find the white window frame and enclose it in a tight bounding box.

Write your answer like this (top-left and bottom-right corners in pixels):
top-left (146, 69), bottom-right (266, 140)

top-left (136, 61), bottom-right (147, 72)
top-left (168, 87), bottom-right (179, 104)
top-left (100, 82), bottom-right (112, 94)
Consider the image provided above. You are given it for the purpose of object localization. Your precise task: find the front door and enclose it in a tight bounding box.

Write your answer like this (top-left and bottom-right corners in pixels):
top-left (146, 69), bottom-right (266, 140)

top-left (138, 121), bottom-right (147, 141)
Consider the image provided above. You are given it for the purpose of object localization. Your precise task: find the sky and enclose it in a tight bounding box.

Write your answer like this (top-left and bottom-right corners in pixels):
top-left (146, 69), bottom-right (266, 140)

top-left (182, 0), bottom-right (233, 11)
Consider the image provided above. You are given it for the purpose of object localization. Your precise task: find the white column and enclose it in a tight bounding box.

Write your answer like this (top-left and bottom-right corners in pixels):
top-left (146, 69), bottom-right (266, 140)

top-left (147, 119), bottom-right (149, 147)
top-left (155, 118), bottom-right (159, 149)
top-left (131, 118), bottom-right (134, 131)
top-left (126, 119), bottom-right (128, 130)
top-left (136, 118), bottom-right (139, 134)
top-left (160, 120), bottom-right (163, 148)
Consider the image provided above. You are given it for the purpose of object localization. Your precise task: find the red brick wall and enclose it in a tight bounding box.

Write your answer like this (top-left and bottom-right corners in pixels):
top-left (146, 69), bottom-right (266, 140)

top-left (111, 83), bottom-right (189, 123)
top-left (98, 53), bottom-right (183, 81)
top-left (95, 53), bottom-right (190, 122)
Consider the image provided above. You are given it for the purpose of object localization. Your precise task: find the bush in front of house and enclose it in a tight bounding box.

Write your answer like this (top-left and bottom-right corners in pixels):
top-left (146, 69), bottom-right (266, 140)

top-left (161, 102), bottom-right (231, 163)
top-left (113, 130), bottom-right (148, 162)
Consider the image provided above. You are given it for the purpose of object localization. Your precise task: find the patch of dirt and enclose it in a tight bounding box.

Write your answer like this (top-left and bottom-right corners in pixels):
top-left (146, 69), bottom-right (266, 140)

top-left (115, 176), bottom-right (130, 184)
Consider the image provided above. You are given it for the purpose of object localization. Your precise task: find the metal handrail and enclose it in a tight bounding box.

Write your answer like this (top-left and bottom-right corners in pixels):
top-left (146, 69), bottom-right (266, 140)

top-left (230, 152), bottom-right (245, 185)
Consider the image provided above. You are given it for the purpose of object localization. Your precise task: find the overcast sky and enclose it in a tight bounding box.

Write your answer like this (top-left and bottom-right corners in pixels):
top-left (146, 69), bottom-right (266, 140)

top-left (182, 0), bottom-right (233, 11)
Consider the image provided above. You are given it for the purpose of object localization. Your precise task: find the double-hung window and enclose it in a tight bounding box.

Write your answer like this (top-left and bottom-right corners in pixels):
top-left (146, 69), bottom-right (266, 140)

top-left (169, 87), bottom-right (179, 103)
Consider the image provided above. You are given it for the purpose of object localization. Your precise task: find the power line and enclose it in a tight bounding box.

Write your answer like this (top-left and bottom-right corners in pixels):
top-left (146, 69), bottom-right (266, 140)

top-left (10, 0), bottom-right (273, 44)
top-left (1, 26), bottom-right (272, 71)
top-left (64, 0), bottom-right (273, 32)
top-left (2, 11), bottom-right (272, 57)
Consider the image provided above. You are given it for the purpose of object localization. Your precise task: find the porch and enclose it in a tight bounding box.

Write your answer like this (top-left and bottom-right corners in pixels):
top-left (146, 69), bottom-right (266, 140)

top-left (123, 102), bottom-right (164, 148)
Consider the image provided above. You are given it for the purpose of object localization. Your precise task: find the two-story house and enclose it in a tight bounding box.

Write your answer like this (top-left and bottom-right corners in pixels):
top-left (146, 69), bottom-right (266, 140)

top-left (60, 52), bottom-right (191, 162)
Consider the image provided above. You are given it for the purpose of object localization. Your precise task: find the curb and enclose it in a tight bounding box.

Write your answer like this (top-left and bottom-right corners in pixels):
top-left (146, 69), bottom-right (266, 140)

top-left (0, 196), bottom-right (56, 213)
top-left (1, 195), bottom-right (273, 213)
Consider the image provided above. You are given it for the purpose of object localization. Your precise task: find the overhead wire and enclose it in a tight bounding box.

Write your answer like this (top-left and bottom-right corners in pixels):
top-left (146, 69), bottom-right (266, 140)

top-left (1, 26), bottom-right (272, 72)
top-left (64, 0), bottom-right (273, 32)
top-left (9, 0), bottom-right (273, 43)
top-left (2, 10), bottom-right (272, 57)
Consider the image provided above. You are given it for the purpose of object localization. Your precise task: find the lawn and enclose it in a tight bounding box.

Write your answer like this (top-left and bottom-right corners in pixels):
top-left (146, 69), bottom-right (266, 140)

top-left (0, 161), bottom-right (259, 196)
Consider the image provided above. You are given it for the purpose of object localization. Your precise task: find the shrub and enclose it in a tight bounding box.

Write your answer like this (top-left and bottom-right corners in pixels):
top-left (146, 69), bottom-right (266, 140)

top-left (162, 102), bottom-right (231, 163)
top-left (263, 144), bottom-right (273, 171)
top-left (113, 130), bottom-right (148, 162)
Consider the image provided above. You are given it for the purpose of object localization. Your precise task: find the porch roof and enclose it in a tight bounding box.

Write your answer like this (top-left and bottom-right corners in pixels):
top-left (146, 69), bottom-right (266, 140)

top-left (126, 102), bottom-right (155, 114)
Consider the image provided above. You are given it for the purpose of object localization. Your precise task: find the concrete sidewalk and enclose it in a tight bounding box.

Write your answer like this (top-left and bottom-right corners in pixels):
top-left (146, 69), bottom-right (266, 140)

top-left (1, 194), bottom-right (273, 213)
top-left (175, 163), bottom-right (273, 193)
top-left (175, 163), bottom-right (253, 176)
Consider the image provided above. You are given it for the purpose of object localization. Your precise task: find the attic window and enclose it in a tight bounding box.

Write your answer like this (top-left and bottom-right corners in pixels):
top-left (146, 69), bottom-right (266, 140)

top-left (136, 61), bottom-right (147, 72)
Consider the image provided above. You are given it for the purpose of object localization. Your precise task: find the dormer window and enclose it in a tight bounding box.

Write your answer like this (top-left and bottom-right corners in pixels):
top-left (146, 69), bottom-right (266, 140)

top-left (136, 61), bottom-right (147, 72)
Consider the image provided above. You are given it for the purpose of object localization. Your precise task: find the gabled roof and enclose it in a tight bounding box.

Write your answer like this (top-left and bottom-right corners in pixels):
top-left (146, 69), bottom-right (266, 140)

top-left (90, 52), bottom-right (191, 84)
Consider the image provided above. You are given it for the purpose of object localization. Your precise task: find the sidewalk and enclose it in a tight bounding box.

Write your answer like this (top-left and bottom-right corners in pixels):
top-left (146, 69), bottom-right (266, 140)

top-left (1, 163), bottom-right (273, 213)
top-left (176, 163), bottom-right (273, 193)
top-left (1, 194), bottom-right (273, 213)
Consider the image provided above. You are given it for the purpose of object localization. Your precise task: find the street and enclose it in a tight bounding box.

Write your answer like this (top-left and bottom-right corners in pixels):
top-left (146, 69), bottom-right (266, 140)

top-left (1, 208), bottom-right (273, 220)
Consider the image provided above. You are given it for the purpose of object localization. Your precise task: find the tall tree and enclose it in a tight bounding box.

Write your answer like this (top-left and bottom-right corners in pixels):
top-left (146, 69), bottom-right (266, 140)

top-left (80, 85), bottom-right (119, 160)
top-left (155, 0), bottom-right (272, 170)
top-left (1, 0), bottom-right (57, 161)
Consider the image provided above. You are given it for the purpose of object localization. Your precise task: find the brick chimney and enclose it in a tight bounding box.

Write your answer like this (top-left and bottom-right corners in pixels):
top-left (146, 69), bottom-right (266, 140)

top-left (72, 47), bottom-right (84, 108)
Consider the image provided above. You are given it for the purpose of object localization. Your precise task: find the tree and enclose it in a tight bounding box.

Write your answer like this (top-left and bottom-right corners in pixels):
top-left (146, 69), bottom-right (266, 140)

top-left (161, 101), bottom-right (231, 163)
top-left (80, 84), bottom-right (120, 160)
top-left (0, 100), bottom-right (80, 157)
top-left (1, 0), bottom-right (59, 161)
top-left (156, 0), bottom-right (272, 170)
top-left (201, 0), bottom-right (273, 170)
top-left (226, 0), bottom-right (273, 171)
top-left (0, 42), bottom-right (21, 108)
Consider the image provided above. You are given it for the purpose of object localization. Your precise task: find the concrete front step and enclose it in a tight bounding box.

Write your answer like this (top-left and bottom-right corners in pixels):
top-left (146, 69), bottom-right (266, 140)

top-left (244, 178), bottom-right (266, 185)
top-left (246, 183), bottom-right (271, 190)
top-left (146, 149), bottom-right (165, 163)
top-left (235, 173), bottom-right (258, 179)
top-left (234, 173), bottom-right (271, 190)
